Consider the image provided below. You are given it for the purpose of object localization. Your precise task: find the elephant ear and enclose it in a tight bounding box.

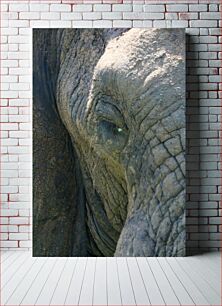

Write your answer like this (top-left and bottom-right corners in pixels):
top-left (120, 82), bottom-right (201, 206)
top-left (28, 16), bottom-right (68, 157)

top-left (33, 29), bottom-right (129, 257)
top-left (33, 29), bottom-right (89, 256)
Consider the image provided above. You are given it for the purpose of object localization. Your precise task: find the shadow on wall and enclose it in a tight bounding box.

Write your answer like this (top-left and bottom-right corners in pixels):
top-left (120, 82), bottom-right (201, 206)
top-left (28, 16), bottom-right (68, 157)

top-left (186, 34), bottom-right (200, 256)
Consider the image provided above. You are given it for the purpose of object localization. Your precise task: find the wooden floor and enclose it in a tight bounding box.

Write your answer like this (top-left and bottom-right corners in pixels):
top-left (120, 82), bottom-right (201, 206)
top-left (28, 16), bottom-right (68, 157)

top-left (0, 251), bottom-right (220, 306)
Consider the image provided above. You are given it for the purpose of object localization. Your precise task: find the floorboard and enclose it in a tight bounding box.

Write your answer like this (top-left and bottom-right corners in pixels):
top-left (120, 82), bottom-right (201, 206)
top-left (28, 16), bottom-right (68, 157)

top-left (4, 257), bottom-right (46, 305)
top-left (116, 257), bottom-right (136, 305)
top-left (176, 257), bottom-right (220, 305)
top-left (93, 257), bottom-right (107, 305)
top-left (157, 258), bottom-right (195, 305)
top-left (36, 258), bottom-right (67, 305)
top-left (1, 252), bottom-right (30, 289)
top-left (127, 257), bottom-right (150, 305)
top-left (147, 257), bottom-right (180, 305)
top-left (50, 258), bottom-right (77, 305)
top-left (0, 251), bottom-right (15, 263)
top-left (20, 258), bottom-right (56, 305)
top-left (166, 257), bottom-right (210, 305)
top-left (1, 251), bottom-right (220, 306)
top-left (187, 256), bottom-right (220, 294)
top-left (64, 257), bottom-right (87, 305)
top-left (78, 257), bottom-right (96, 306)
top-left (137, 257), bottom-right (165, 305)
top-left (107, 257), bottom-right (122, 306)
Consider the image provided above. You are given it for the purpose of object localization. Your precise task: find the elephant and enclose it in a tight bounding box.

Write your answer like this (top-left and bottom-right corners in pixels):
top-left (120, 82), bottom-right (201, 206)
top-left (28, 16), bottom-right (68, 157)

top-left (33, 28), bottom-right (186, 257)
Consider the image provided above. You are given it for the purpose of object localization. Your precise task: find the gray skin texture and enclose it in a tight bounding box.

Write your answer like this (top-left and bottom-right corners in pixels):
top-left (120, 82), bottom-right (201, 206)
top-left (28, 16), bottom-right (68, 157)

top-left (33, 28), bottom-right (186, 257)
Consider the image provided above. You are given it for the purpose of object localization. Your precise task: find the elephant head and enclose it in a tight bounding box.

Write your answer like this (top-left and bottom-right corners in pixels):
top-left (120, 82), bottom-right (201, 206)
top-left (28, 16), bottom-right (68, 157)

top-left (56, 28), bottom-right (186, 256)
top-left (33, 28), bottom-right (185, 257)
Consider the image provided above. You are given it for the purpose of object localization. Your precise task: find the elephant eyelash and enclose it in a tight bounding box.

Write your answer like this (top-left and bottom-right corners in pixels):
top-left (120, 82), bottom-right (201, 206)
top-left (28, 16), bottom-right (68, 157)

top-left (94, 99), bottom-right (126, 128)
top-left (99, 120), bottom-right (125, 135)
top-left (96, 115), bottom-right (126, 129)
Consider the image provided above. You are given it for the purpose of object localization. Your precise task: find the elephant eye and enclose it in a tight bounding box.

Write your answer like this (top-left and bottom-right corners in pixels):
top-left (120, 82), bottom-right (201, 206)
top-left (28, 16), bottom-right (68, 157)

top-left (99, 120), bottom-right (125, 136)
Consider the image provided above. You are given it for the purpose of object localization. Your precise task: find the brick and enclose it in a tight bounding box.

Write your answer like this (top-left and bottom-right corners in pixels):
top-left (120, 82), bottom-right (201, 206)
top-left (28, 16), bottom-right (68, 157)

top-left (113, 20), bottom-right (132, 27)
top-left (61, 12), bottom-right (82, 20)
top-left (143, 5), bottom-right (165, 12)
top-left (29, 4), bottom-right (49, 12)
top-left (73, 4), bottom-right (92, 12)
top-left (102, 12), bottom-right (122, 19)
top-left (8, 52), bottom-right (29, 60)
top-left (2, 28), bottom-right (18, 36)
top-left (0, 241), bottom-right (18, 248)
top-left (19, 12), bottom-right (40, 20)
top-left (208, 45), bottom-right (221, 52)
top-left (93, 20), bottom-right (112, 28)
top-left (153, 20), bottom-right (171, 28)
top-left (94, 4), bottom-right (111, 11)
top-left (1, 4), bottom-right (8, 11)
top-left (9, 233), bottom-right (29, 240)
top-left (9, 155), bottom-right (19, 162)
top-left (112, 4), bottom-right (132, 11)
top-left (179, 13), bottom-right (198, 20)
top-left (133, 5), bottom-right (143, 12)
top-left (72, 20), bottom-right (93, 28)
top-left (9, 20), bottom-right (29, 28)
top-left (210, 233), bottom-right (221, 240)
top-left (143, 21), bottom-right (152, 27)
top-left (123, 12), bottom-right (164, 19)
top-left (1, 138), bottom-right (18, 146)
top-left (8, 44), bottom-right (18, 52)
top-left (191, 233), bottom-right (209, 240)
top-left (2, 123), bottom-right (18, 131)
top-left (1, 91), bottom-right (18, 100)
top-left (9, 68), bottom-right (31, 75)
top-left (200, 12), bottom-right (221, 20)
top-left (0, 225), bottom-right (18, 233)
top-left (9, 217), bottom-right (29, 225)
top-left (199, 28), bottom-right (209, 36)
top-left (133, 20), bottom-right (143, 28)
top-left (199, 36), bottom-right (217, 44)
top-left (165, 13), bottom-right (178, 20)
top-left (9, 115), bottom-right (29, 123)
top-left (19, 226), bottom-right (30, 233)
top-left (8, 146), bottom-right (30, 154)
top-left (9, 4), bottom-right (28, 11)
top-left (50, 4), bottom-right (71, 12)
top-left (172, 20), bottom-right (188, 28)
top-left (83, 12), bottom-right (101, 19)
top-left (30, 21), bottom-right (50, 28)
top-left (166, 5), bottom-right (188, 12)
top-left (209, 217), bottom-right (221, 225)
top-left (209, 4), bottom-right (219, 11)
top-left (9, 99), bottom-right (29, 107)
top-left (200, 202), bottom-right (218, 209)
top-left (40, 12), bottom-right (59, 20)
top-left (189, 4), bottom-right (207, 12)
top-left (19, 241), bottom-right (31, 248)
top-left (0, 218), bottom-right (8, 225)
top-left (2, 60), bottom-right (18, 68)
top-left (1, 209), bottom-right (18, 216)
top-left (50, 21), bottom-right (71, 28)
top-left (209, 60), bottom-right (221, 67)
top-left (209, 28), bottom-right (221, 35)
top-left (19, 210), bottom-right (30, 217)
top-left (190, 20), bottom-right (218, 28)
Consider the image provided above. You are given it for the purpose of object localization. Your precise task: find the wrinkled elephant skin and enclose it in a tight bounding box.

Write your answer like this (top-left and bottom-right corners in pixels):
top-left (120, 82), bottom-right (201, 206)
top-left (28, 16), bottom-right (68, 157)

top-left (34, 28), bottom-right (186, 257)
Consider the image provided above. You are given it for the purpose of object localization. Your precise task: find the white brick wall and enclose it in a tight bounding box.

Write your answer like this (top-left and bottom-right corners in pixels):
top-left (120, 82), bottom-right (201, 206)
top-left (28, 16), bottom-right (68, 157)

top-left (0, 0), bottom-right (221, 253)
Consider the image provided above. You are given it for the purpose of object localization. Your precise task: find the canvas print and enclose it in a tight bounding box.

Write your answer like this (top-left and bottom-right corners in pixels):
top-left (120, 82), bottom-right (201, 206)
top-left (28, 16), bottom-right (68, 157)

top-left (33, 28), bottom-right (186, 257)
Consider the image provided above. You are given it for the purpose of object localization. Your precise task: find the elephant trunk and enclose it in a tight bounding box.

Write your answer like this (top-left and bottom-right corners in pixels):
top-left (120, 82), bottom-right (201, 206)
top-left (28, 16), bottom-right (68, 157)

top-left (115, 125), bottom-right (186, 257)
